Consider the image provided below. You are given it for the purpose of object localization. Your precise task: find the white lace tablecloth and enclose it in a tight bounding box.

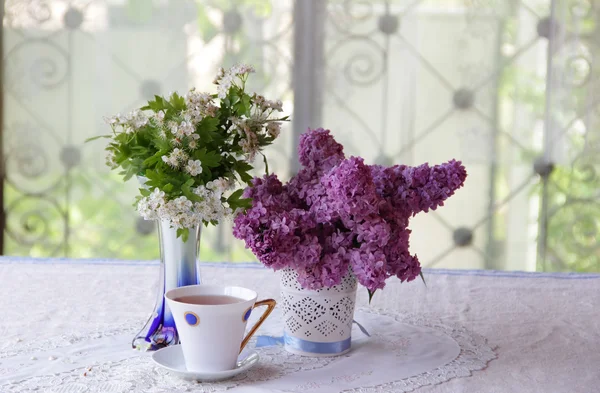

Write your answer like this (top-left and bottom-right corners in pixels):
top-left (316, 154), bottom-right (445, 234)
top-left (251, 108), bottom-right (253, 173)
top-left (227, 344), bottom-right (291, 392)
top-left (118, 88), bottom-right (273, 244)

top-left (0, 258), bottom-right (599, 393)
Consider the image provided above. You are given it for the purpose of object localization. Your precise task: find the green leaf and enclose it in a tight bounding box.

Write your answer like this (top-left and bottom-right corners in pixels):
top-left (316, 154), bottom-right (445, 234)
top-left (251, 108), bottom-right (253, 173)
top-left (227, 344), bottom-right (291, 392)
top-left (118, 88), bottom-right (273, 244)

top-left (188, 192), bottom-right (204, 203)
top-left (121, 163), bottom-right (138, 181)
top-left (142, 150), bottom-right (165, 167)
top-left (176, 228), bottom-right (190, 242)
top-left (85, 134), bottom-right (111, 143)
top-left (205, 152), bottom-right (222, 168)
top-left (237, 170), bottom-right (253, 184)
top-left (147, 95), bottom-right (168, 112)
top-left (227, 189), bottom-right (245, 203)
top-left (236, 198), bottom-right (252, 209)
top-left (201, 116), bottom-right (219, 131)
top-left (419, 271), bottom-right (427, 287)
top-left (260, 152), bottom-right (269, 175)
top-left (234, 160), bottom-right (253, 172)
top-left (202, 167), bottom-right (212, 179)
top-left (227, 188), bottom-right (252, 211)
top-left (229, 93), bottom-right (240, 105)
top-left (163, 183), bottom-right (174, 192)
top-left (139, 188), bottom-right (151, 197)
top-left (235, 94), bottom-right (252, 116)
top-left (367, 289), bottom-right (376, 304)
top-left (145, 169), bottom-right (160, 180)
top-left (233, 160), bottom-right (254, 183)
top-left (133, 195), bottom-right (143, 207)
top-left (181, 178), bottom-right (203, 202)
top-left (152, 135), bottom-right (171, 152)
top-left (194, 148), bottom-right (222, 168)
top-left (196, 117), bottom-right (220, 142)
top-left (170, 92), bottom-right (186, 111)
top-left (131, 146), bottom-right (149, 155)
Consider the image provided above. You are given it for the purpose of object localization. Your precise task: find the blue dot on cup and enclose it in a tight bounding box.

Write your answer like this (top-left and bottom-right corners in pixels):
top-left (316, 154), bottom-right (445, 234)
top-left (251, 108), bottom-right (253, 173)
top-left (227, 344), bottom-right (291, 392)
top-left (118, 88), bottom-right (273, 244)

top-left (184, 312), bottom-right (199, 326)
top-left (243, 307), bottom-right (252, 322)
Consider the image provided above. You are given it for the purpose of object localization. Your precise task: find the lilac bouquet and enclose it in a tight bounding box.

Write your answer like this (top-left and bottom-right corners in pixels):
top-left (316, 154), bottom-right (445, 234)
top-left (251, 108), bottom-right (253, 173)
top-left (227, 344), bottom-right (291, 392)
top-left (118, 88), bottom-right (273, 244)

top-left (233, 128), bottom-right (467, 297)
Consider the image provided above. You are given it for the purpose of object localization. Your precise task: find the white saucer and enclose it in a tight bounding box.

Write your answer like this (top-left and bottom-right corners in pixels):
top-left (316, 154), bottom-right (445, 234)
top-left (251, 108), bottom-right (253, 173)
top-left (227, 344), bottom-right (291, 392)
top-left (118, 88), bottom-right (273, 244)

top-left (152, 345), bottom-right (259, 382)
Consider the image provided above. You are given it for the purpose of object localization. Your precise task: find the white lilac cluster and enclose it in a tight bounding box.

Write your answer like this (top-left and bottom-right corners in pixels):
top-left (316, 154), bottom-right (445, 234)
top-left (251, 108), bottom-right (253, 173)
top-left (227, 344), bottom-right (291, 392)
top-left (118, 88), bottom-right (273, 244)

top-left (137, 179), bottom-right (234, 228)
top-left (168, 116), bottom-right (195, 139)
top-left (105, 150), bottom-right (117, 168)
top-left (252, 94), bottom-right (283, 112)
top-left (105, 110), bottom-right (149, 133)
top-left (161, 148), bottom-right (189, 168)
top-left (266, 122), bottom-right (282, 138)
top-left (184, 159), bottom-right (203, 176)
top-left (226, 93), bottom-right (285, 161)
top-left (185, 89), bottom-right (219, 123)
top-left (214, 64), bottom-right (256, 99)
top-left (230, 116), bottom-right (259, 161)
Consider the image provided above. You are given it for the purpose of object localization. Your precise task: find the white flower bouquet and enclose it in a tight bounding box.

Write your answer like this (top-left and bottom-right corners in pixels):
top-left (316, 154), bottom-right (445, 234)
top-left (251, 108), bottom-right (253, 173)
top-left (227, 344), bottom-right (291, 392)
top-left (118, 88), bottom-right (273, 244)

top-left (89, 65), bottom-right (288, 240)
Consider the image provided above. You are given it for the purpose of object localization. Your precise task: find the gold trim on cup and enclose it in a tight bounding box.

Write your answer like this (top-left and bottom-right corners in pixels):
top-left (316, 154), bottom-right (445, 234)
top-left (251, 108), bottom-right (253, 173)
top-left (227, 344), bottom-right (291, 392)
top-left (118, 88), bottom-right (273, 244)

top-left (239, 299), bottom-right (277, 353)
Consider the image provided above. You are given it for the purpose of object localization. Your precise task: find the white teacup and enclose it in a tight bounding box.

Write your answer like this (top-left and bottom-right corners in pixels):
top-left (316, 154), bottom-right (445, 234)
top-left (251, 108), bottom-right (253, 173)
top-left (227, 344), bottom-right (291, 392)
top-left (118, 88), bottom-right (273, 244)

top-left (165, 285), bottom-right (276, 372)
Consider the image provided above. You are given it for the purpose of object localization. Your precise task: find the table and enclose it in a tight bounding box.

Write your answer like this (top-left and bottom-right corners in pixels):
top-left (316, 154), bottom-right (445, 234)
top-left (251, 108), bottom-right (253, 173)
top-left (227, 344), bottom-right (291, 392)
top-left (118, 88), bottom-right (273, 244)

top-left (0, 257), bottom-right (599, 392)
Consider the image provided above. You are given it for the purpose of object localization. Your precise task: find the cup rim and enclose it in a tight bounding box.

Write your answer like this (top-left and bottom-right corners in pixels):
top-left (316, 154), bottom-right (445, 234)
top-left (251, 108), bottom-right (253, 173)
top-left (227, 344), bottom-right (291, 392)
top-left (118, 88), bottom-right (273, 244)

top-left (165, 284), bottom-right (257, 306)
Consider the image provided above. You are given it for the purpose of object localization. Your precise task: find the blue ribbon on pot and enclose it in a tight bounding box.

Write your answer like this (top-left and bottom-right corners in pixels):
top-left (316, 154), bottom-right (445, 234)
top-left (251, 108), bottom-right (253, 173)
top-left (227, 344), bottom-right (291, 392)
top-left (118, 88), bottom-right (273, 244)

top-left (283, 333), bottom-right (351, 354)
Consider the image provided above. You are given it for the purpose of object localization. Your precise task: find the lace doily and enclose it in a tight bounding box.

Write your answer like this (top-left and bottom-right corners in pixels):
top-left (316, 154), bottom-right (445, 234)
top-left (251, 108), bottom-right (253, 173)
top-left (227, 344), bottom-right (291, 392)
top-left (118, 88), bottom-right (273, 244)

top-left (1, 309), bottom-right (497, 393)
top-left (342, 309), bottom-right (498, 392)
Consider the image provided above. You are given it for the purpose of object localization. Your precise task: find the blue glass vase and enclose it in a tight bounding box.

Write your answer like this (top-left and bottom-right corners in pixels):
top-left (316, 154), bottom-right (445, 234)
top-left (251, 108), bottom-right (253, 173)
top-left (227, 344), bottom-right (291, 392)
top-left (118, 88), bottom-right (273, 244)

top-left (132, 220), bottom-right (202, 351)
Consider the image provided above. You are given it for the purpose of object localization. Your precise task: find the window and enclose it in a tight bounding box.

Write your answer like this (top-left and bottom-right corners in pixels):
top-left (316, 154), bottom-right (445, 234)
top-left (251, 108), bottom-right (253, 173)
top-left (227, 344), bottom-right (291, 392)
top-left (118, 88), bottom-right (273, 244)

top-left (4, 0), bottom-right (599, 272)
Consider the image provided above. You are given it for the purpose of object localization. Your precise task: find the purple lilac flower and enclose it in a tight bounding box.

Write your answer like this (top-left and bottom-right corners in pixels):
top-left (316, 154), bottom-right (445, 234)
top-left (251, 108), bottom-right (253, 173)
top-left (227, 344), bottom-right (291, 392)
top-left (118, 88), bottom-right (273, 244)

top-left (242, 174), bottom-right (292, 210)
top-left (296, 250), bottom-right (350, 289)
top-left (370, 160), bottom-right (467, 216)
top-left (383, 227), bottom-right (421, 282)
top-left (233, 128), bottom-right (467, 292)
top-left (349, 246), bottom-right (389, 291)
top-left (321, 157), bottom-right (382, 223)
top-left (355, 216), bottom-right (391, 248)
top-left (288, 128), bottom-right (345, 219)
top-left (297, 128), bottom-right (345, 172)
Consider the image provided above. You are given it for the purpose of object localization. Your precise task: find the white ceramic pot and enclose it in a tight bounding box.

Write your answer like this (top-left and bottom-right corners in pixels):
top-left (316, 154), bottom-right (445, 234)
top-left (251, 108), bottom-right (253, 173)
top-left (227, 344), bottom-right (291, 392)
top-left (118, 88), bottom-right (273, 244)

top-left (280, 268), bottom-right (357, 357)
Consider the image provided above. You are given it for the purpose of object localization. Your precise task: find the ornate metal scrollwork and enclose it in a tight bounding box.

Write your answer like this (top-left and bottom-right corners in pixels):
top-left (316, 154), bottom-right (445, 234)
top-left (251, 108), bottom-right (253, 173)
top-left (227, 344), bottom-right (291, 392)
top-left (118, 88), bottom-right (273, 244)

top-left (4, 39), bottom-right (69, 92)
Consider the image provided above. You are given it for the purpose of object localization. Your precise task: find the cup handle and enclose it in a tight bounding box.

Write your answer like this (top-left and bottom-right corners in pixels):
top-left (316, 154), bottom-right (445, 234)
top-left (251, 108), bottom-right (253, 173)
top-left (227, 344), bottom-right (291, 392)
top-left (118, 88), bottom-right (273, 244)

top-left (240, 299), bottom-right (277, 353)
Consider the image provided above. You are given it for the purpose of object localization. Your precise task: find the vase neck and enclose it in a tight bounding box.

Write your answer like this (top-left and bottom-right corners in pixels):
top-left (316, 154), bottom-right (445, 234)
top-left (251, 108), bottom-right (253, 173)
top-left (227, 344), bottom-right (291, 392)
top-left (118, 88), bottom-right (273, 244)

top-left (157, 220), bottom-right (202, 289)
